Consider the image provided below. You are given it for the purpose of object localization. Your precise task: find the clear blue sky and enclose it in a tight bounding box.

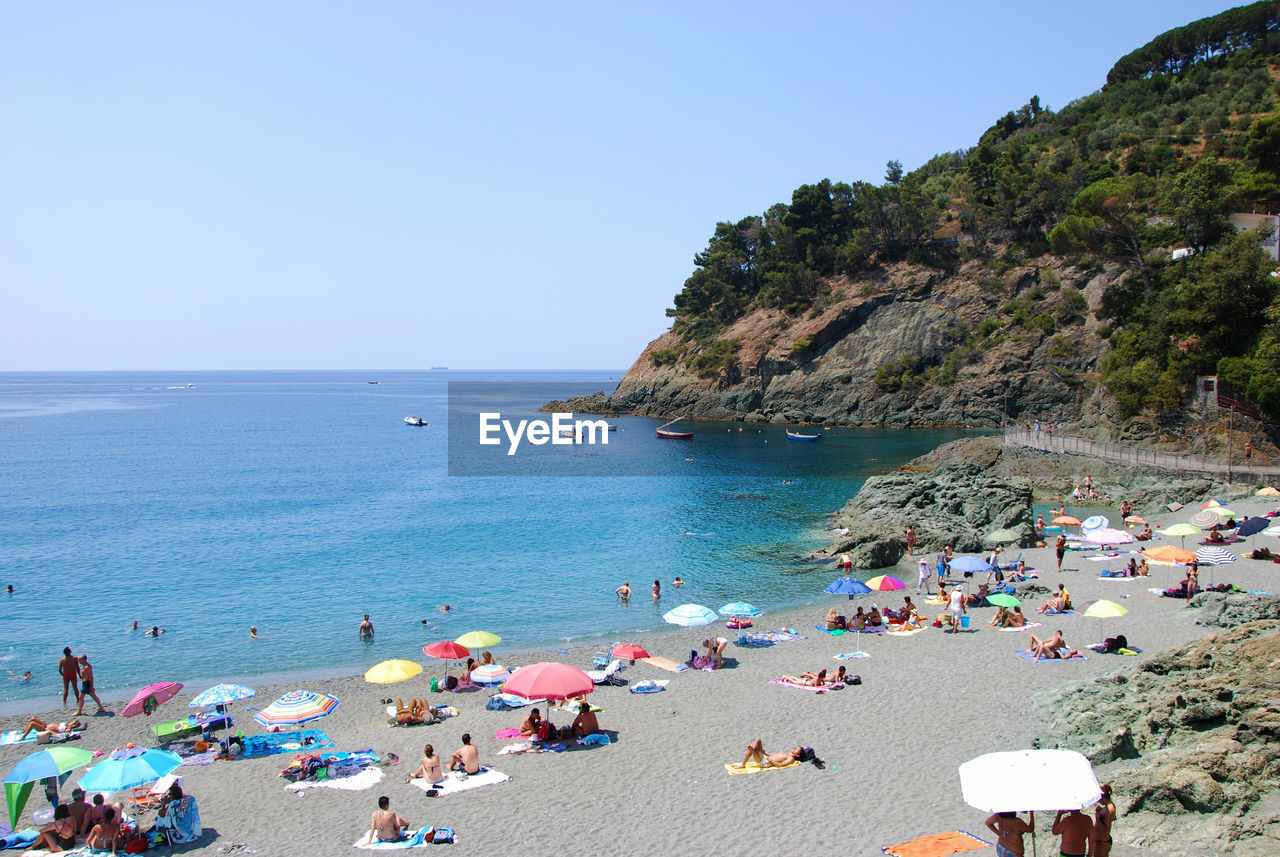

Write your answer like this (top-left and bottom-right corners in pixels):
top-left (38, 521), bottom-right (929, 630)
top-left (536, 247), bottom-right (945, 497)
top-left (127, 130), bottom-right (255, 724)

top-left (1, 1), bottom-right (1241, 371)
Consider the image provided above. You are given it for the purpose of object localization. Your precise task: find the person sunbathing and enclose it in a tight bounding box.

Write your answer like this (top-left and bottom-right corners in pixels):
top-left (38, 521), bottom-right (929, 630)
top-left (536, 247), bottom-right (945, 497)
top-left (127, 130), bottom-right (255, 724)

top-left (570, 701), bottom-right (599, 739)
top-left (849, 607), bottom-right (867, 629)
top-left (19, 717), bottom-right (82, 742)
top-left (1027, 630), bottom-right (1079, 659)
top-left (824, 607), bottom-right (846, 631)
top-left (780, 669), bottom-right (828, 687)
top-left (1138, 524), bottom-right (1153, 541)
top-left (406, 744), bottom-right (442, 784)
top-left (1001, 607), bottom-right (1027, 628)
top-left (34, 805), bottom-right (76, 853)
top-left (449, 733), bottom-right (480, 774)
top-left (85, 805), bottom-right (122, 854)
top-left (394, 699), bottom-right (438, 725)
top-left (989, 607), bottom-right (1010, 627)
top-left (368, 795), bottom-right (409, 845)
top-left (1207, 529), bottom-right (1225, 544)
top-left (865, 607), bottom-right (884, 627)
top-left (519, 709), bottom-right (542, 737)
top-left (735, 738), bottom-right (806, 769)
top-left (801, 665), bottom-right (846, 686)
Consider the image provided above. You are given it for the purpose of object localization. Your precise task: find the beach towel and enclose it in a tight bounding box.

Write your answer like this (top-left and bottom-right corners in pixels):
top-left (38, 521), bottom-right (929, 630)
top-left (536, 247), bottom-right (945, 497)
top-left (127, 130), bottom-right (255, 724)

top-left (486, 693), bottom-right (534, 710)
top-left (1041, 609), bottom-right (1078, 615)
top-left (725, 759), bottom-right (801, 776)
top-left (882, 830), bottom-right (990, 857)
top-left (997, 622), bottom-right (1042, 633)
top-left (832, 651), bottom-right (870, 659)
top-left (739, 630), bottom-right (805, 647)
top-left (629, 679), bottom-right (668, 693)
top-left (353, 828), bottom-right (434, 849)
top-left (1098, 574), bottom-right (1137, 580)
top-left (0, 828), bottom-right (38, 849)
top-left (495, 741), bottom-right (567, 755)
top-left (154, 795), bottom-right (201, 843)
top-left (577, 733), bottom-right (611, 746)
top-left (411, 768), bottom-right (510, 796)
top-left (769, 678), bottom-right (841, 693)
top-left (691, 654), bottom-right (718, 671)
top-left (1013, 649), bottom-right (1086, 662)
top-left (238, 730), bottom-right (333, 758)
top-left (493, 727), bottom-right (524, 739)
top-left (814, 625), bottom-right (845, 635)
top-left (640, 656), bottom-right (689, 673)
top-left (554, 699), bottom-right (600, 713)
top-left (0, 731), bottom-right (36, 747)
top-left (886, 627), bottom-right (925, 636)
top-left (287, 766), bottom-right (385, 792)
top-left (925, 598), bottom-right (948, 606)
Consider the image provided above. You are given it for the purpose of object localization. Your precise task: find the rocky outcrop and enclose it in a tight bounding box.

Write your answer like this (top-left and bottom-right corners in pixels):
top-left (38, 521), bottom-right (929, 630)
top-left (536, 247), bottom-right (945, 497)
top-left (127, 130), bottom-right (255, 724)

top-left (1035, 618), bottom-right (1280, 856)
top-left (825, 463), bottom-right (1034, 568)
top-left (1191, 591), bottom-right (1280, 628)
top-left (558, 256), bottom-right (1117, 429)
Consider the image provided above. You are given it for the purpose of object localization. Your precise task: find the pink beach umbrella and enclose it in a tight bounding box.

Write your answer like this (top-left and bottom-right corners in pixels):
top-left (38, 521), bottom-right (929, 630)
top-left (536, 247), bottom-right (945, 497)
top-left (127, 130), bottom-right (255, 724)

top-left (122, 682), bottom-right (184, 718)
top-left (864, 575), bottom-right (906, 591)
top-left (502, 662), bottom-right (594, 701)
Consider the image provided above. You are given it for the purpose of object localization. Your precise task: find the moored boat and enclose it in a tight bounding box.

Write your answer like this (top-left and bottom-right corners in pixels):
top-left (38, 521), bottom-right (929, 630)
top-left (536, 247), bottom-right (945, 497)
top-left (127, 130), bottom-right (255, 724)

top-left (404, 416), bottom-right (428, 426)
top-left (785, 429), bottom-right (821, 441)
top-left (657, 417), bottom-right (693, 439)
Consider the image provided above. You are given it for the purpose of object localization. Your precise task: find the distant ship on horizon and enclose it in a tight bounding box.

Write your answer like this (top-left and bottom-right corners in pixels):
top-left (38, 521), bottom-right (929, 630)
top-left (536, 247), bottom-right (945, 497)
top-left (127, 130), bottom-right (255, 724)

top-left (430, 366), bottom-right (449, 370)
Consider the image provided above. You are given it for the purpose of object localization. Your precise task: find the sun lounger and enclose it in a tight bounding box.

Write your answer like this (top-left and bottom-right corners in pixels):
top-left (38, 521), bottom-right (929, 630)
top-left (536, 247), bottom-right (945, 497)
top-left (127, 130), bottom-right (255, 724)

top-left (585, 659), bottom-right (626, 686)
top-left (882, 830), bottom-right (991, 857)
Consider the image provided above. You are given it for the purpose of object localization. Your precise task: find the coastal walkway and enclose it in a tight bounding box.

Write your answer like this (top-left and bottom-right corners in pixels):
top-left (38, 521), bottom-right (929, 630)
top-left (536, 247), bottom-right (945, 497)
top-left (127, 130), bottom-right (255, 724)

top-left (1002, 426), bottom-right (1280, 482)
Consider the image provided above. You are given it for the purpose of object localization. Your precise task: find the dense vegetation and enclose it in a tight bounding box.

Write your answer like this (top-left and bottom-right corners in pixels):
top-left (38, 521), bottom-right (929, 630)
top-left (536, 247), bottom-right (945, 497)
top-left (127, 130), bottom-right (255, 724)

top-left (663, 1), bottom-right (1280, 421)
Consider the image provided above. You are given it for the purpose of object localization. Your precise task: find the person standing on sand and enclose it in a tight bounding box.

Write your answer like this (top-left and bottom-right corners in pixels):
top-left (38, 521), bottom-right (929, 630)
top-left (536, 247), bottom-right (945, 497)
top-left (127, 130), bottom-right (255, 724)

top-left (58, 647), bottom-right (79, 707)
top-left (1092, 783), bottom-right (1116, 857)
top-left (615, 581), bottom-right (631, 601)
top-left (359, 614), bottom-right (374, 640)
top-left (1052, 808), bottom-right (1092, 857)
top-left (74, 656), bottom-right (107, 715)
top-left (985, 811), bottom-right (1033, 857)
top-left (1055, 533), bottom-right (1067, 572)
top-left (917, 558), bottom-right (930, 595)
top-left (947, 584), bottom-right (966, 633)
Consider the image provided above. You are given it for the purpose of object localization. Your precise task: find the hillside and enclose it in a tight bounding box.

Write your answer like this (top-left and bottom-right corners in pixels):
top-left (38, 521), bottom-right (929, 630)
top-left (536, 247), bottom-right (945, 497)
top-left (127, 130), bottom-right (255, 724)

top-left (565, 2), bottom-right (1280, 440)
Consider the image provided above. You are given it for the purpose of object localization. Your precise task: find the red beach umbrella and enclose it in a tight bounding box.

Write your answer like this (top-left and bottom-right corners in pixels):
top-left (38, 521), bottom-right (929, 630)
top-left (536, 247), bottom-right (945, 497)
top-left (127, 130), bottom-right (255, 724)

top-left (121, 682), bottom-right (184, 718)
top-left (610, 643), bottom-right (650, 661)
top-left (423, 641), bottom-right (470, 660)
top-left (502, 662), bottom-right (594, 701)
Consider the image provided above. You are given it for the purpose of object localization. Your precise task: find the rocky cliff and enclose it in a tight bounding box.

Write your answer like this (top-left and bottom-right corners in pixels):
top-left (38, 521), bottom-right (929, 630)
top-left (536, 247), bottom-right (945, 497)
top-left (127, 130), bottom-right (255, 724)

top-left (560, 255), bottom-right (1120, 428)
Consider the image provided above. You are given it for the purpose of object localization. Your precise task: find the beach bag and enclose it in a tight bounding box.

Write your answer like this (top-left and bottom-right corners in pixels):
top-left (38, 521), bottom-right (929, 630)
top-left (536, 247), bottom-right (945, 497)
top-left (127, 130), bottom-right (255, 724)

top-left (125, 838), bottom-right (147, 854)
top-left (430, 677), bottom-right (439, 693)
top-left (849, 675), bottom-right (862, 685)
top-left (431, 826), bottom-right (455, 844)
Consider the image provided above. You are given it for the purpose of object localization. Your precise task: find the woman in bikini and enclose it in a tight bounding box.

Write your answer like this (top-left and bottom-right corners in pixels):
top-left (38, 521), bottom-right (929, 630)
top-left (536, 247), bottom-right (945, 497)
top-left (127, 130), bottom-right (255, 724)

top-left (780, 669), bottom-right (828, 686)
top-left (35, 805), bottom-right (77, 853)
top-left (19, 717), bottom-right (82, 741)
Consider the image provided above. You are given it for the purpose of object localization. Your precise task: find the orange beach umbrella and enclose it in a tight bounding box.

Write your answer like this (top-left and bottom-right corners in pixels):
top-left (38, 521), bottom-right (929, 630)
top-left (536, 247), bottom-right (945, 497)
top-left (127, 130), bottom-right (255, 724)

top-left (1142, 545), bottom-right (1196, 565)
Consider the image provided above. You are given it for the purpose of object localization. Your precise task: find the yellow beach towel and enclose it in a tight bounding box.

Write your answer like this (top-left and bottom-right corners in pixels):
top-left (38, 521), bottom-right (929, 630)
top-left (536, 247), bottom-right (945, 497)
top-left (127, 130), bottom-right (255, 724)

top-left (725, 760), bottom-right (801, 776)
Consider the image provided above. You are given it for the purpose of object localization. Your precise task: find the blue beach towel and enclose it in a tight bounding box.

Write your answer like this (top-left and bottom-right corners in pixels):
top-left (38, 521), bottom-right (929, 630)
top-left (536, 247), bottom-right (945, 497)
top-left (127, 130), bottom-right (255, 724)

top-left (1042, 609), bottom-right (1078, 615)
top-left (0, 731), bottom-right (36, 746)
top-left (354, 827), bottom-right (434, 849)
top-left (0, 829), bottom-right (39, 849)
top-left (1013, 649), bottom-right (1086, 662)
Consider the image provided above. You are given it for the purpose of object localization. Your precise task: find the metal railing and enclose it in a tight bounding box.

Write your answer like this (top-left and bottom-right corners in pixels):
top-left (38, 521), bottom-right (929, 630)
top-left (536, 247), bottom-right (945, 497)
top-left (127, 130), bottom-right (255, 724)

top-left (1003, 427), bottom-right (1280, 481)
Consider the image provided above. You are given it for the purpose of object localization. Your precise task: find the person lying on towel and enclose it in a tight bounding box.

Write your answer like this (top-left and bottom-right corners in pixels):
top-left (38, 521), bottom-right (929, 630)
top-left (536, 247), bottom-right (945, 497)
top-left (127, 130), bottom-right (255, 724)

top-left (778, 666), bottom-right (845, 687)
top-left (733, 739), bottom-right (824, 770)
top-left (1026, 630), bottom-right (1082, 660)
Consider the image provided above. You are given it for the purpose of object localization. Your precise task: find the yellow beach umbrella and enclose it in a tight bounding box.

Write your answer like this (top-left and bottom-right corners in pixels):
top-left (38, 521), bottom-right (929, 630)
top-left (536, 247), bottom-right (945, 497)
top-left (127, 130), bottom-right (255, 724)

top-left (1212, 507), bottom-right (1236, 519)
top-left (1256, 486), bottom-right (1280, 497)
top-left (363, 659), bottom-right (423, 684)
top-left (1082, 599), bottom-right (1128, 619)
top-left (455, 630), bottom-right (502, 649)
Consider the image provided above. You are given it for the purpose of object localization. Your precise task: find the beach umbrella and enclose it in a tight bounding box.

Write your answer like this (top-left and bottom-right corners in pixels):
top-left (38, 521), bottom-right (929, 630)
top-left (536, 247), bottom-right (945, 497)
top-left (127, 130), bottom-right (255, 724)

top-left (188, 684), bottom-right (255, 708)
top-left (253, 690), bottom-right (339, 729)
top-left (1256, 486), bottom-right (1280, 496)
top-left (825, 577), bottom-right (872, 598)
top-left (1083, 528), bottom-right (1134, 545)
top-left (960, 749), bottom-right (1101, 813)
top-left (986, 527), bottom-right (1023, 544)
top-left (1237, 517), bottom-right (1268, 538)
top-left (948, 556), bottom-right (992, 574)
top-left (1143, 545), bottom-right (1196, 565)
top-left (121, 682), bottom-right (184, 718)
top-left (1083, 599), bottom-right (1128, 645)
top-left (864, 575), bottom-right (906, 591)
top-left (455, 630), bottom-right (502, 649)
top-left (1164, 522), bottom-right (1201, 548)
top-left (1188, 510), bottom-right (1221, 529)
top-left (1200, 499), bottom-right (1224, 508)
top-left (988, 593), bottom-right (1020, 608)
top-left (4, 746), bottom-right (92, 828)
top-left (423, 641), bottom-right (470, 660)
top-left (502, 662), bottom-right (593, 701)
top-left (1124, 515), bottom-right (1147, 525)
top-left (1195, 546), bottom-right (1237, 565)
top-left (610, 643), bottom-right (650, 662)
top-left (78, 747), bottom-right (182, 794)
top-left (662, 604), bottom-right (718, 627)
top-left (363, 660), bottom-right (423, 684)
top-left (469, 664), bottom-right (510, 686)
top-left (718, 602), bottom-right (762, 617)
top-left (1081, 515), bottom-right (1109, 533)
top-left (1211, 507), bottom-right (1237, 519)
top-left (1052, 516), bottom-right (1082, 527)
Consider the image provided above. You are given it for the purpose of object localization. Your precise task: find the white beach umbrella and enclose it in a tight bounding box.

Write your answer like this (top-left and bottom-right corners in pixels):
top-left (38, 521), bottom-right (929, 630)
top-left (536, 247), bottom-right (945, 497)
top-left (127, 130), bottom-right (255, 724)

top-left (1083, 528), bottom-right (1134, 545)
top-left (959, 749), bottom-right (1101, 813)
top-left (662, 604), bottom-right (717, 627)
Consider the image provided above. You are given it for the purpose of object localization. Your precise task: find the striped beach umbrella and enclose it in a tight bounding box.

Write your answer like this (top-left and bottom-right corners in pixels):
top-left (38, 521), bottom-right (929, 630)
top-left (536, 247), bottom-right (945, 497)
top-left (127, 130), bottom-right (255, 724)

top-left (1081, 515), bottom-right (1109, 533)
top-left (1188, 509), bottom-right (1221, 529)
top-left (864, 575), bottom-right (906, 591)
top-left (470, 664), bottom-right (509, 686)
top-left (1083, 528), bottom-right (1134, 545)
top-left (662, 604), bottom-right (717, 627)
top-left (253, 691), bottom-right (339, 728)
top-left (718, 602), bottom-right (762, 617)
top-left (1194, 546), bottom-right (1237, 565)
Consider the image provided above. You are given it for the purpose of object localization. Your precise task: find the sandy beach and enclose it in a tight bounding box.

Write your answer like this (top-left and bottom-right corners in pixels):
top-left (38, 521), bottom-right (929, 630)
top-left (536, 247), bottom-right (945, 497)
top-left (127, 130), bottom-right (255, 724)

top-left (4, 495), bottom-right (1274, 857)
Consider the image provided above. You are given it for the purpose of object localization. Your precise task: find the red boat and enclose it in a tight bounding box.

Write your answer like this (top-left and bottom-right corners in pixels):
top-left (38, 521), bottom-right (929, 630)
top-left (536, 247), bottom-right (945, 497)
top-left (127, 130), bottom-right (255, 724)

top-left (656, 418), bottom-right (693, 439)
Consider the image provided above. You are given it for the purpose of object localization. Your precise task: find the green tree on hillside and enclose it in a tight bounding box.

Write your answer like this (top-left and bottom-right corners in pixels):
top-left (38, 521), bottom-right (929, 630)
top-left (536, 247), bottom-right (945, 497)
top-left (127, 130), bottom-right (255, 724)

top-left (1049, 174), bottom-right (1155, 290)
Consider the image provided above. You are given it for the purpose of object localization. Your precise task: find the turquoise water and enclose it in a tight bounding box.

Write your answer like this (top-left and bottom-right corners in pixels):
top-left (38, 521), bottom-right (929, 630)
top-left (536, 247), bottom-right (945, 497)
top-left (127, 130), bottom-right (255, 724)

top-left (0, 371), bottom-right (984, 708)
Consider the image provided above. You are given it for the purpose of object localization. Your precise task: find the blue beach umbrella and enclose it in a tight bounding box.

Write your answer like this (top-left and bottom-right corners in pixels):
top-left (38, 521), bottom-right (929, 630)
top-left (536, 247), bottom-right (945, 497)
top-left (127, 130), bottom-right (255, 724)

top-left (662, 604), bottom-right (718, 627)
top-left (1081, 515), bottom-right (1109, 533)
top-left (4, 746), bottom-right (92, 828)
top-left (79, 748), bottom-right (182, 794)
top-left (718, 602), bottom-right (762, 617)
top-left (948, 556), bottom-right (992, 574)
top-left (1237, 517), bottom-right (1268, 538)
top-left (825, 577), bottom-right (872, 597)
top-left (188, 684), bottom-right (255, 708)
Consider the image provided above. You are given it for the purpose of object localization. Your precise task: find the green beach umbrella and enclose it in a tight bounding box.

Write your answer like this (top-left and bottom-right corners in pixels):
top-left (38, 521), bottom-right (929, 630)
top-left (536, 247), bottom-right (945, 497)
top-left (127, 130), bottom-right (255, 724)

top-left (454, 630), bottom-right (501, 652)
top-left (1211, 507), bottom-right (1236, 519)
top-left (987, 593), bottom-right (1020, 608)
top-left (1164, 522), bottom-right (1200, 548)
top-left (4, 746), bottom-right (92, 828)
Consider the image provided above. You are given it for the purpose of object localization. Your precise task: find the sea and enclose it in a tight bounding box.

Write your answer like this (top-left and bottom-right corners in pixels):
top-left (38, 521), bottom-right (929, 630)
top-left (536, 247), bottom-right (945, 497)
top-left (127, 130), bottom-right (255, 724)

top-left (0, 370), bottom-right (986, 711)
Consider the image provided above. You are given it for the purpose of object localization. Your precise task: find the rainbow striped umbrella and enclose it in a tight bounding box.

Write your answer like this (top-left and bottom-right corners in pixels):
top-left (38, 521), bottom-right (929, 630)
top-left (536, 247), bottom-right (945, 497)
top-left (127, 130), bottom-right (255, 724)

top-left (253, 691), bottom-right (339, 728)
top-left (470, 664), bottom-right (510, 686)
top-left (864, 575), bottom-right (906, 591)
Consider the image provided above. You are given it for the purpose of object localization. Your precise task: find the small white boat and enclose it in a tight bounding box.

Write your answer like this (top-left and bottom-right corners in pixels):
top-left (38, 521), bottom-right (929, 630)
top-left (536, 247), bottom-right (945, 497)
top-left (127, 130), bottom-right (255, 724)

top-left (404, 416), bottom-right (427, 426)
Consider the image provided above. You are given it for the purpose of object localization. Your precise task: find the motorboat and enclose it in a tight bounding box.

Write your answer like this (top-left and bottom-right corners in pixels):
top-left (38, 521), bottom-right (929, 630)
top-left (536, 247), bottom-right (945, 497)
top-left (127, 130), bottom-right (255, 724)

top-left (404, 416), bottom-right (428, 426)
top-left (785, 429), bottom-right (822, 441)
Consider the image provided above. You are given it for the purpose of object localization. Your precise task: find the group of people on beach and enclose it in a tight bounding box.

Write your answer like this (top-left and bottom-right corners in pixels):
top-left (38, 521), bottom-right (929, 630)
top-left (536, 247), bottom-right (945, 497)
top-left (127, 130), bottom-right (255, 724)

top-left (987, 784), bottom-right (1116, 857)
top-left (57, 646), bottom-right (106, 715)
top-left (614, 577), bottom-right (684, 602)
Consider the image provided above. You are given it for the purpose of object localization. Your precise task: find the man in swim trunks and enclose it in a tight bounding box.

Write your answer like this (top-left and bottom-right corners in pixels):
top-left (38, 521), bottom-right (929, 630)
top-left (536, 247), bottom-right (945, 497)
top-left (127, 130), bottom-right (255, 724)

top-left (571, 701), bottom-right (599, 738)
top-left (1052, 807), bottom-right (1092, 857)
top-left (519, 708), bottom-right (542, 737)
top-left (74, 655), bottom-right (107, 715)
top-left (359, 614), bottom-right (374, 639)
top-left (985, 811), bottom-right (1034, 857)
top-left (59, 647), bottom-right (79, 706)
top-left (735, 738), bottom-right (803, 769)
top-left (1056, 533), bottom-right (1067, 572)
top-left (368, 795), bottom-right (408, 843)
top-left (1093, 783), bottom-right (1116, 857)
top-left (449, 733), bottom-right (480, 774)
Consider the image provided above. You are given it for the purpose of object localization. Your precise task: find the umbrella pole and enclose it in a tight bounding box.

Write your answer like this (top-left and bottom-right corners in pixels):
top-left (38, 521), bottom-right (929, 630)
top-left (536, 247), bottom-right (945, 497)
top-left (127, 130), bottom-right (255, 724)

top-left (1030, 811), bottom-right (1037, 857)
